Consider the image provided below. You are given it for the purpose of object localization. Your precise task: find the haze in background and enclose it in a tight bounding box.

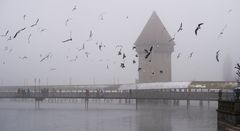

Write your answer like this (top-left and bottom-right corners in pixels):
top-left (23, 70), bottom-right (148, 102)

top-left (0, 0), bottom-right (240, 86)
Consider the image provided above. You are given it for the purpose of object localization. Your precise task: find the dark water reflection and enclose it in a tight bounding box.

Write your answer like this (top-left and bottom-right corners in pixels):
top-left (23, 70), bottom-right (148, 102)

top-left (0, 99), bottom-right (217, 131)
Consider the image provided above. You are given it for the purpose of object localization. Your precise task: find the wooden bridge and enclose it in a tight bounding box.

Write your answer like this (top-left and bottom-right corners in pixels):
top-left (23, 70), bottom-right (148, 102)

top-left (0, 88), bottom-right (233, 101)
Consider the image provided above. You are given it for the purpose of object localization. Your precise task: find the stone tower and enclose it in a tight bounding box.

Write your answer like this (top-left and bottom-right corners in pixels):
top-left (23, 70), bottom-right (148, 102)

top-left (135, 11), bottom-right (175, 83)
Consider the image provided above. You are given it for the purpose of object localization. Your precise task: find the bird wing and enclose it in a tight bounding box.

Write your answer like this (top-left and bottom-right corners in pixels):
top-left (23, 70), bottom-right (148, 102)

top-left (195, 28), bottom-right (198, 35)
top-left (145, 52), bottom-right (150, 59)
top-left (149, 46), bottom-right (153, 52)
top-left (198, 23), bottom-right (204, 27)
top-left (144, 49), bottom-right (148, 53)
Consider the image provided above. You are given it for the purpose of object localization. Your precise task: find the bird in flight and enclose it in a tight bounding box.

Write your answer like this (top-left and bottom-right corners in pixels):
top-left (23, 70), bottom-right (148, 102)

top-left (122, 53), bottom-right (126, 59)
top-left (144, 46), bottom-right (153, 59)
top-left (160, 70), bottom-right (163, 74)
top-left (177, 22), bottom-right (183, 32)
top-left (218, 24), bottom-right (227, 38)
top-left (28, 34), bottom-right (31, 44)
top-left (89, 30), bottom-right (93, 40)
top-left (195, 23), bottom-right (204, 35)
top-left (138, 67), bottom-right (141, 71)
top-left (216, 50), bottom-right (220, 62)
top-left (65, 18), bottom-right (72, 26)
top-left (77, 43), bottom-right (85, 51)
top-left (133, 60), bottom-right (136, 64)
top-left (132, 46), bottom-right (136, 50)
top-left (23, 14), bottom-right (26, 20)
top-left (72, 5), bottom-right (77, 11)
top-left (19, 56), bottom-right (28, 60)
top-left (120, 63), bottom-right (125, 68)
top-left (177, 53), bottom-right (181, 59)
top-left (30, 18), bottom-right (39, 27)
top-left (1, 30), bottom-right (9, 37)
top-left (40, 52), bottom-right (52, 62)
top-left (62, 32), bottom-right (72, 43)
top-left (118, 49), bottom-right (122, 56)
top-left (13, 27), bottom-right (26, 39)
top-left (188, 52), bottom-right (193, 58)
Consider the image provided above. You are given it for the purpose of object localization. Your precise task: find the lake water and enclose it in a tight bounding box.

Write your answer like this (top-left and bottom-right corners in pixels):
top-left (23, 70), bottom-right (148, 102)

top-left (0, 99), bottom-right (217, 131)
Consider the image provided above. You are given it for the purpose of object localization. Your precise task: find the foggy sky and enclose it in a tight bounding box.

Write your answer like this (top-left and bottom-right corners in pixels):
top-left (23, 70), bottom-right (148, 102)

top-left (0, 0), bottom-right (240, 86)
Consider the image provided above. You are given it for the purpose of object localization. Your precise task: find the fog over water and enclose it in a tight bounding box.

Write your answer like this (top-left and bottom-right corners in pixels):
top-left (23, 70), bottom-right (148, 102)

top-left (0, 0), bottom-right (240, 85)
top-left (0, 100), bottom-right (217, 131)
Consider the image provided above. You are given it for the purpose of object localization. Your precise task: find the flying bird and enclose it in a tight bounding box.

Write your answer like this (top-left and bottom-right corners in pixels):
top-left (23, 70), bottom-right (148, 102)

top-left (13, 27), bottom-right (26, 39)
top-left (84, 52), bottom-right (90, 58)
top-left (218, 24), bottom-right (227, 38)
top-left (138, 67), bottom-right (141, 71)
top-left (188, 52), bottom-right (193, 58)
top-left (160, 70), bottom-right (163, 74)
top-left (19, 56), bottom-right (28, 59)
top-left (89, 30), bottom-right (93, 39)
top-left (118, 49), bottom-right (122, 56)
top-left (177, 22), bottom-right (183, 32)
top-left (62, 32), bottom-right (72, 43)
top-left (98, 12), bottom-right (106, 20)
top-left (49, 68), bottom-right (56, 71)
top-left (195, 23), bottom-right (204, 35)
top-left (28, 34), bottom-right (31, 44)
top-left (30, 18), bottom-right (39, 27)
top-left (177, 53), bottom-right (181, 59)
top-left (120, 63), bottom-right (125, 68)
top-left (65, 18), bottom-right (72, 26)
top-left (72, 5), bottom-right (77, 11)
top-left (133, 60), bottom-right (136, 64)
top-left (132, 46), bottom-right (136, 50)
top-left (122, 53), bottom-right (126, 59)
top-left (40, 53), bottom-right (52, 62)
top-left (1, 30), bottom-right (9, 37)
top-left (135, 54), bottom-right (138, 57)
top-left (23, 14), bottom-right (26, 20)
top-left (77, 44), bottom-right (85, 51)
top-left (144, 46), bottom-right (153, 59)
top-left (216, 50), bottom-right (220, 62)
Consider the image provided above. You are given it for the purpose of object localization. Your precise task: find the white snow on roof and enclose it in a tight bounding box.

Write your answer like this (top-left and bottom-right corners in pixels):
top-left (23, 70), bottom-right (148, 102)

top-left (119, 82), bottom-right (191, 90)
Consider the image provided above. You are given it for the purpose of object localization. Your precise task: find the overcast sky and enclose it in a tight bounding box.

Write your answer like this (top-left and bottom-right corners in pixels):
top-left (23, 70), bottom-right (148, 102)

top-left (0, 0), bottom-right (240, 86)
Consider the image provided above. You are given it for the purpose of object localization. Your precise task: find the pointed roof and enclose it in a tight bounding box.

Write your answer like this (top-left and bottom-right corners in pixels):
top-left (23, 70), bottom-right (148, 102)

top-left (134, 11), bottom-right (174, 46)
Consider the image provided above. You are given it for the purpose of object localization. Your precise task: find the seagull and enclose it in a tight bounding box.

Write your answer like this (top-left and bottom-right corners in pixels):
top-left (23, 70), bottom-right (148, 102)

top-left (135, 54), bottom-right (138, 57)
top-left (120, 63), bottom-right (125, 68)
top-left (144, 46), bottom-right (153, 59)
top-left (13, 27), bottom-right (26, 39)
top-left (218, 24), bottom-right (227, 38)
top-left (77, 44), bottom-right (85, 51)
top-left (49, 68), bottom-right (56, 71)
top-left (188, 52), bottom-right (193, 58)
top-left (99, 44), bottom-right (103, 51)
top-left (216, 50), bottom-right (220, 62)
top-left (195, 23), bottom-right (204, 35)
top-left (177, 53), bottom-right (181, 59)
top-left (23, 14), bottom-right (26, 20)
top-left (62, 32), bottom-right (72, 43)
top-left (138, 67), bottom-right (141, 71)
top-left (89, 30), bottom-right (93, 39)
top-left (19, 56), bottom-right (28, 59)
top-left (30, 18), bottom-right (39, 27)
top-left (133, 60), bottom-right (136, 64)
top-left (169, 37), bottom-right (175, 42)
top-left (152, 72), bottom-right (155, 75)
top-left (65, 18), bottom-right (72, 26)
top-left (72, 5), bottom-right (77, 11)
top-left (118, 49), bottom-right (122, 56)
top-left (40, 53), bottom-right (52, 62)
top-left (122, 53), bottom-right (126, 59)
top-left (28, 34), bottom-right (31, 44)
top-left (84, 52), bottom-right (90, 58)
top-left (40, 28), bottom-right (47, 32)
top-left (177, 22), bottom-right (183, 32)
top-left (160, 70), bottom-right (163, 74)
top-left (132, 46), bottom-right (136, 50)
top-left (1, 30), bottom-right (9, 37)
top-left (98, 12), bottom-right (106, 20)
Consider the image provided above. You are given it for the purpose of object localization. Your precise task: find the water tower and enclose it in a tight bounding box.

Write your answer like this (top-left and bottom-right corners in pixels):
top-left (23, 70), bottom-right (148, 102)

top-left (135, 11), bottom-right (175, 83)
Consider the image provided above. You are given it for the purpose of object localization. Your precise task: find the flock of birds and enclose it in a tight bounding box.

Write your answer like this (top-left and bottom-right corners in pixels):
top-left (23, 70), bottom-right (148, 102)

top-left (0, 6), bottom-right (237, 78)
